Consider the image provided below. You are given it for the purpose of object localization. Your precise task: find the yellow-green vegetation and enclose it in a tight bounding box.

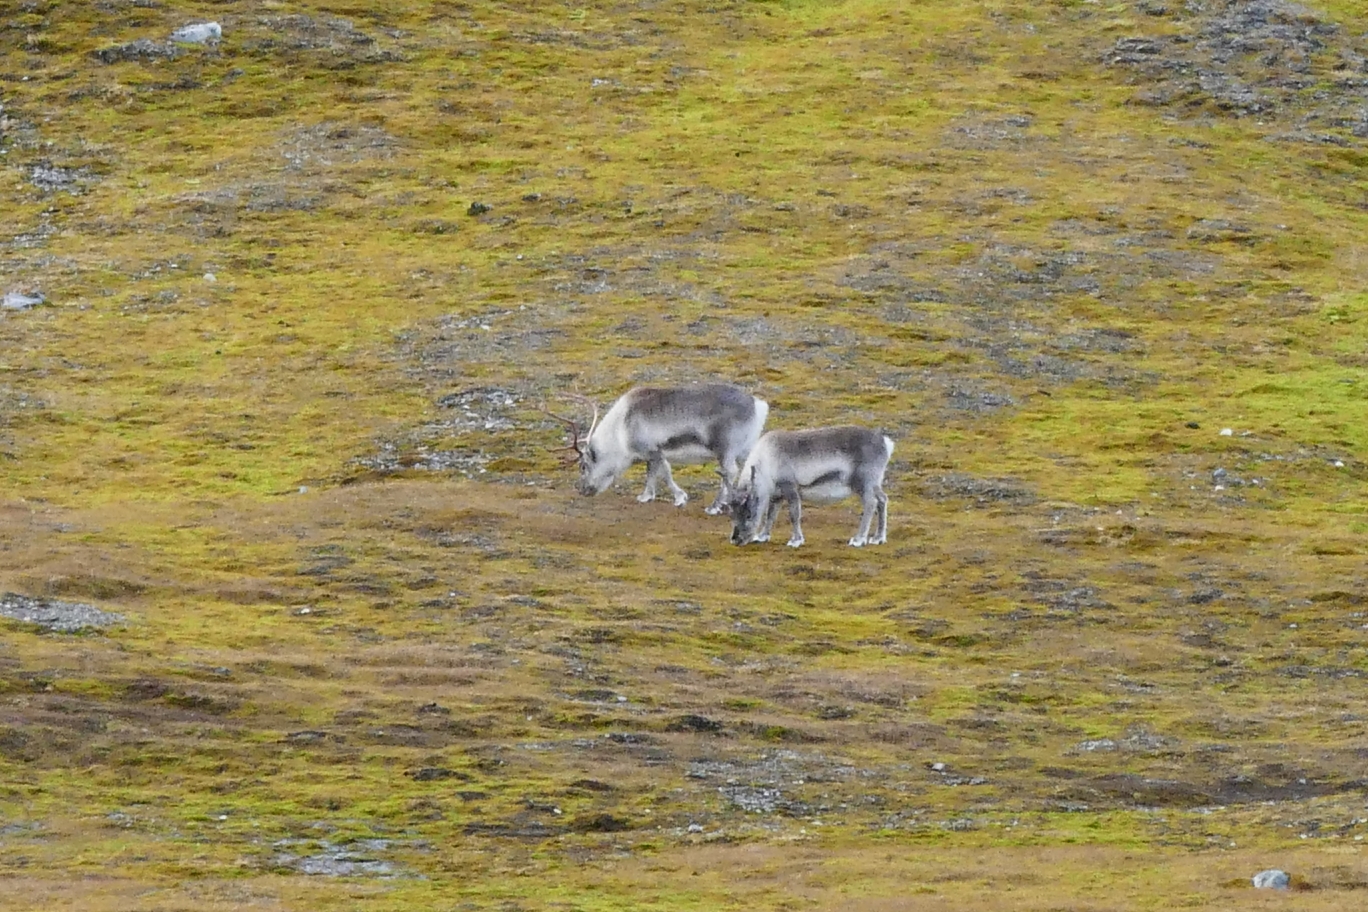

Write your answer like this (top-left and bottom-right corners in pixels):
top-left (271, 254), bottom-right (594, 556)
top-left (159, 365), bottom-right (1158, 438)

top-left (3, 0), bottom-right (1368, 908)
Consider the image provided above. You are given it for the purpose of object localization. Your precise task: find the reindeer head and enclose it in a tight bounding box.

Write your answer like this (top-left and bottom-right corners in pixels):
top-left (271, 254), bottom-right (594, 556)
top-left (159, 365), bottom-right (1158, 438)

top-left (544, 395), bottom-right (613, 496)
top-left (720, 466), bottom-right (761, 545)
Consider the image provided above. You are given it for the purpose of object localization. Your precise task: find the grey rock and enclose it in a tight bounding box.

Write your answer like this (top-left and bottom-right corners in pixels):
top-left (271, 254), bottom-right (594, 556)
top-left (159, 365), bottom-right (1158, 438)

top-left (1252, 869), bottom-right (1290, 890)
top-left (1076, 738), bottom-right (1118, 752)
top-left (2, 291), bottom-right (44, 311)
top-left (273, 839), bottom-right (397, 878)
top-left (28, 164), bottom-right (90, 194)
top-left (1186, 219), bottom-right (1254, 242)
top-left (171, 22), bottom-right (222, 45)
top-left (0, 593), bottom-right (124, 632)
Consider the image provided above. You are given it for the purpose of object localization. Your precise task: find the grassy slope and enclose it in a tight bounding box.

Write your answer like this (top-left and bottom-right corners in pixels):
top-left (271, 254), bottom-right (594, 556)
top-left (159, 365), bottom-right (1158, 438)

top-left (2, 0), bottom-right (1368, 908)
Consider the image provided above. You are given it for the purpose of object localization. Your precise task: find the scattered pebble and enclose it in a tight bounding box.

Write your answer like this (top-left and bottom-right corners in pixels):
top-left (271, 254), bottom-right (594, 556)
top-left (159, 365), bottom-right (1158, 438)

top-left (1219, 428), bottom-right (1233, 436)
top-left (467, 201), bottom-right (492, 216)
top-left (1252, 869), bottom-right (1289, 890)
top-left (204, 273), bottom-right (217, 283)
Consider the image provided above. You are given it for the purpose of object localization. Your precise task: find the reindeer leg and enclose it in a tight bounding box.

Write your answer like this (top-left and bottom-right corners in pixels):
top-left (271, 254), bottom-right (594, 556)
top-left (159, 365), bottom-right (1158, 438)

top-left (753, 495), bottom-right (779, 543)
top-left (849, 483), bottom-right (878, 547)
top-left (705, 453), bottom-right (738, 515)
top-left (654, 456), bottom-right (688, 507)
top-left (782, 484), bottom-right (805, 548)
top-left (871, 486), bottom-right (889, 545)
top-left (638, 453), bottom-right (663, 503)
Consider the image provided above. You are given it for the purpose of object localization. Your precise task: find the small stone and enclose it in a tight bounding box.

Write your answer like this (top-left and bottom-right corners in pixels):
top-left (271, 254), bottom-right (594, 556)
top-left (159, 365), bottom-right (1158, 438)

top-left (1186, 421), bottom-right (1200, 429)
top-left (1212, 467), bottom-right (1227, 478)
top-left (1252, 869), bottom-right (1289, 890)
top-left (1219, 428), bottom-right (1233, 436)
top-left (467, 201), bottom-right (492, 216)
top-left (171, 22), bottom-right (222, 45)
top-left (930, 762), bottom-right (946, 772)
top-left (204, 273), bottom-right (217, 283)
top-left (687, 823), bottom-right (704, 833)
top-left (1333, 460), bottom-right (1345, 468)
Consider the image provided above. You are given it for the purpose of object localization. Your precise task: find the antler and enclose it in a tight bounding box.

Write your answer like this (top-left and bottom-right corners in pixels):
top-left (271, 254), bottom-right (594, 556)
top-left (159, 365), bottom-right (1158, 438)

top-left (540, 403), bottom-right (585, 464)
top-left (559, 392), bottom-right (600, 442)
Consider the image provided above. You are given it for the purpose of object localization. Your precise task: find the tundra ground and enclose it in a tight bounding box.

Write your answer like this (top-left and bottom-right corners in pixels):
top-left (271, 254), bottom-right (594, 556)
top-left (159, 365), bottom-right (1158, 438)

top-left (2, 1), bottom-right (1367, 908)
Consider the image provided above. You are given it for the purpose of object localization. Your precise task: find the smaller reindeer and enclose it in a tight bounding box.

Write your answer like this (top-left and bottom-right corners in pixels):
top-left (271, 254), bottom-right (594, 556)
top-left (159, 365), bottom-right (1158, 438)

top-left (723, 426), bottom-right (894, 548)
top-left (547, 384), bottom-right (769, 514)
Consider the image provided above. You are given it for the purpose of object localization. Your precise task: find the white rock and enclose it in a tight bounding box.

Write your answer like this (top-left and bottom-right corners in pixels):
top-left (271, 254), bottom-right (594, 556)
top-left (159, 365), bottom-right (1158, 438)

top-left (1219, 428), bottom-right (1233, 436)
top-left (2, 290), bottom-right (44, 311)
top-left (170, 22), bottom-right (222, 44)
top-left (204, 272), bottom-right (217, 283)
top-left (1252, 869), bottom-right (1289, 890)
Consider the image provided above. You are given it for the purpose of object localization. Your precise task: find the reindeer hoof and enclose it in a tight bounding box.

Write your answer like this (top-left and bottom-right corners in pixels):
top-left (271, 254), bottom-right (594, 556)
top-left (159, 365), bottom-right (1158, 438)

top-left (637, 492), bottom-right (656, 503)
top-left (786, 537), bottom-right (804, 548)
top-left (704, 505), bottom-right (724, 516)
top-left (849, 537), bottom-right (867, 547)
top-left (754, 533), bottom-right (771, 543)
top-left (672, 493), bottom-right (689, 507)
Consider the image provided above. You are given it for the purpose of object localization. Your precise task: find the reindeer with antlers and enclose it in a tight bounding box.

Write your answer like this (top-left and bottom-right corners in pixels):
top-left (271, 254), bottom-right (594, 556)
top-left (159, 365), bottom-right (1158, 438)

top-left (546, 384), bottom-right (769, 514)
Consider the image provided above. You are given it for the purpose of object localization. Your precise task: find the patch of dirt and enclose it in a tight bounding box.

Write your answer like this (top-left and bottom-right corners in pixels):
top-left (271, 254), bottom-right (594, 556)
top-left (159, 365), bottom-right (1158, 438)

top-left (270, 838), bottom-right (405, 877)
top-left (244, 14), bottom-right (405, 66)
top-left (923, 473), bottom-right (1036, 505)
top-left (1107, 0), bottom-right (1368, 136)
